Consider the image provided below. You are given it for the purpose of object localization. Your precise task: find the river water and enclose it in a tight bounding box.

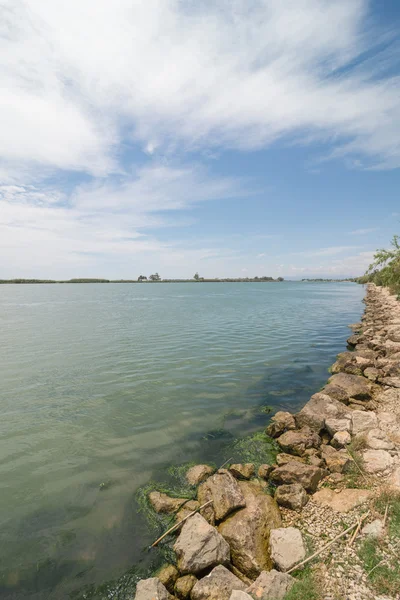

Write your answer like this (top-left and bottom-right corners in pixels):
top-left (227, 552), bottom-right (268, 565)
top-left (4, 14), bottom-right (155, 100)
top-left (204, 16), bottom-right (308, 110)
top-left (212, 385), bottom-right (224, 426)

top-left (0, 282), bottom-right (364, 599)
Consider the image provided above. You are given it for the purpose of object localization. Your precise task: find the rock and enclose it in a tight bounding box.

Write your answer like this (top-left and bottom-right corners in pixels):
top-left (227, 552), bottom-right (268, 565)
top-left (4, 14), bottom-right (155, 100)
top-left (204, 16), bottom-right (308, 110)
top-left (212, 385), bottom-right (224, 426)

top-left (331, 431), bottom-right (351, 448)
top-left (174, 513), bottom-right (230, 574)
top-left (148, 491), bottom-right (187, 514)
top-left (134, 578), bottom-right (169, 600)
top-left (218, 480), bottom-right (281, 579)
top-left (327, 373), bottom-right (375, 400)
top-left (229, 464), bottom-right (255, 480)
top-left (174, 575), bottom-right (198, 599)
top-left (362, 449), bottom-right (394, 473)
top-left (275, 484), bottom-right (308, 511)
top-left (307, 455), bottom-right (325, 468)
top-left (351, 410), bottom-right (378, 434)
top-left (157, 565), bottom-right (179, 593)
top-left (325, 417), bottom-right (351, 436)
top-left (386, 326), bottom-right (400, 342)
top-left (276, 426), bottom-right (321, 457)
top-left (321, 446), bottom-right (350, 473)
top-left (269, 462), bottom-right (324, 493)
top-left (321, 383), bottom-right (350, 404)
top-left (295, 393), bottom-right (348, 432)
top-left (191, 565), bottom-right (246, 600)
top-left (384, 340), bottom-right (400, 355)
top-left (229, 593), bottom-right (253, 600)
top-left (347, 333), bottom-right (362, 346)
top-left (362, 519), bottom-right (384, 539)
top-left (349, 322), bottom-right (362, 331)
top-left (365, 428), bottom-right (395, 450)
top-left (186, 464), bottom-right (214, 486)
top-left (175, 500), bottom-right (200, 523)
top-left (258, 464), bottom-right (274, 479)
top-left (276, 453), bottom-right (306, 466)
top-left (269, 527), bottom-right (306, 572)
top-left (265, 412), bottom-right (296, 438)
top-left (312, 488), bottom-right (372, 512)
top-left (381, 376), bottom-right (400, 388)
top-left (198, 469), bottom-right (246, 522)
top-left (246, 569), bottom-right (295, 599)
top-left (364, 367), bottom-right (380, 382)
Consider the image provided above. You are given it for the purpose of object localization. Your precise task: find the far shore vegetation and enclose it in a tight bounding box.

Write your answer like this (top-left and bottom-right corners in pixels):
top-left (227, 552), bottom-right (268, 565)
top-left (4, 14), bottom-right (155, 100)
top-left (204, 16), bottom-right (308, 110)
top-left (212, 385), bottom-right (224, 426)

top-left (358, 234), bottom-right (400, 297)
top-left (0, 275), bottom-right (286, 284)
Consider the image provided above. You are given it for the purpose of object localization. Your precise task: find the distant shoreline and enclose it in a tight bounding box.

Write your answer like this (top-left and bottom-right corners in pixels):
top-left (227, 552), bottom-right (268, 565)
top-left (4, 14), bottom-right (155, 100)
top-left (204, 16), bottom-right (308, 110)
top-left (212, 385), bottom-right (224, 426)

top-left (0, 277), bottom-right (356, 285)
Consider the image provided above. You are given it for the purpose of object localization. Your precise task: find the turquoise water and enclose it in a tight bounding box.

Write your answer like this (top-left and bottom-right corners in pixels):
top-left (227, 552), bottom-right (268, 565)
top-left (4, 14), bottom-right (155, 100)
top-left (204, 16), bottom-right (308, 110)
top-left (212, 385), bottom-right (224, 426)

top-left (0, 282), bottom-right (364, 599)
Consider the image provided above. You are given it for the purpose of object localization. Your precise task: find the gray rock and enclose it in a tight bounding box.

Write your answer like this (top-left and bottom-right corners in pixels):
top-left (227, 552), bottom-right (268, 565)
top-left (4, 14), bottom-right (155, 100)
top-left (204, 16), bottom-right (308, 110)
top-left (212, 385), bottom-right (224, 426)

top-left (174, 513), bottom-right (230, 574)
top-left (362, 449), bottom-right (394, 473)
top-left (365, 428), bottom-right (395, 450)
top-left (247, 569), bottom-right (295, 599)
top-left (269, 462), bottom-right (324, 492)
top-left (191, 565), bottom-right (246, 600)
top-left (269, 527), bottom-right (306, 572)
top-left (362, 519), bottom-right (384, 539)
top-left (265, 412), bottom-right (296, 438)
top-left (325, 417), bottom-right (351, 436)
top-left (295, 393), bottom-right (348, 432)
top-left (351, 410), bottom-right (378, 434)
top-left (134, 578), bottom-right (169, 600)
top-left (229, 592), bottom-right (253, 600)
top-left (198, 469), bottom-right (246, 522)
top-left (186, 464), bottom-right (214, 486)
top-left (218, 480), bottom-right (281, 579)
top-left (275, 484), bottom-right (308, 511)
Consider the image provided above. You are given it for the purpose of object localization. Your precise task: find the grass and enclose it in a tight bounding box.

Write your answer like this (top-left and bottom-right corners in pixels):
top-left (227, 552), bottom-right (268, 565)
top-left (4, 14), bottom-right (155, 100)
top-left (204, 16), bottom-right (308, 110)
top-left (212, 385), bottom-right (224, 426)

top-left (356, 490), bottom-right (400, 596)
top-left (228, 431), bottom-right (279, 468)
top-left (281, 567), bottom-right (320, 600)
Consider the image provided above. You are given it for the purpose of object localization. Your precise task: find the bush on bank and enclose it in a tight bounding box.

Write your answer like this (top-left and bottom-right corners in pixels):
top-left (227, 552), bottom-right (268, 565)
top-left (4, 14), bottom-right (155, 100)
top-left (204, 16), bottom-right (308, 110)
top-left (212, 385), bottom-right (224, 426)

top-left (358, 235), bottom-right (400, 297)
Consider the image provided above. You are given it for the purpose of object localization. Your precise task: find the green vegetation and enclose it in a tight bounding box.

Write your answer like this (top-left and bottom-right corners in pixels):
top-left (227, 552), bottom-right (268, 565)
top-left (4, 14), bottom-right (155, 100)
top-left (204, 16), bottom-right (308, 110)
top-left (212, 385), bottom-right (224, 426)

top-left (0, 276), bottom-right (285, 284)
top-left (282, 567), bottom-right (320, 600)
top-left (229, 431), bottom-right (279, 468)
top-left (358, 234), bottom-right (400, 296)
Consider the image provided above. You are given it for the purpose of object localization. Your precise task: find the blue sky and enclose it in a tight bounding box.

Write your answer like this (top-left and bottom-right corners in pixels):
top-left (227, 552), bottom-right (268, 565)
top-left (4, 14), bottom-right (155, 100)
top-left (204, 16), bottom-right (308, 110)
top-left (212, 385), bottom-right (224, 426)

top-left (0, 0), bottom-right (399, 279)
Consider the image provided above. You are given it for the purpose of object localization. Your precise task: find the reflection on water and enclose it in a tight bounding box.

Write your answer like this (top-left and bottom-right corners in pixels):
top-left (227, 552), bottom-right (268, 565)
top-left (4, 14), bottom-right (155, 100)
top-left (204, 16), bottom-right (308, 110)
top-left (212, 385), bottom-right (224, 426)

top-left (0, 282), bottom-right (364, 599)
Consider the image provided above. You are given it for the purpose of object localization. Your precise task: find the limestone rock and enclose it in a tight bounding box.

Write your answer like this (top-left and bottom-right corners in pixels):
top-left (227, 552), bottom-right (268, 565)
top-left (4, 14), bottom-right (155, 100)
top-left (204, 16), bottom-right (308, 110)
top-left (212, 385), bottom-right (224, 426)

top-left (186, 464), bottom-right (214, 486)
top-left (174, 513), bottom-right (230, 574)
top-left (230, 593), bottom-right (253, 600)
top-left (295, 393), bottom-right (348, 432)
top-left (276, 453), bottom-right (305, 466)
top-left (365, 428), bottom-right (395, 450)
top-left (258, 464), bottom-right (274, 479)
top-left (134, 578), bottom-right (169, 600)
top-left (321, 383), bottom-right (350, 404)
top-left (157, 565), bottom-right (179, 593)
top-left (269, 462), bottom-right (324, 493)
top-left (191, 565), bottom-right (246, 600)
top-left (325, 417), bottom-right (351, 436)
top-left (362, 519), bottom-right (384, 539)
top-left (328, 373), bottom-right (375, 400)
top-left (174, 575), bottom-right (198, 599)
top-left (381, 376), bottom-right (400, 388)
top-left (246, 569), bottom-right (295, 600)
top-left (149, 491), bottom-right (187, 514)
top-left (198, 469), bottom-right (246, 522)
top-left (321, 446), bottom-right (350, 473)
top-left (362, 449), bottom-right (394, 473)
top-left (364, 367), bottom-right (380, 382)
top-left (276, 426), bottom-right (321, 456)
top-left (265, 412), bottom-right (296, 438)
top-left (175, 500), bottom-right (200, 523)
top-left (331, 431), bottom-right (351, 448)
top-left (269, 527), bottom-right (306, 572)
top-left (274, 484), bottom-right (308, 511)
top-left (312, 488), bottom-right (372, 512)
top-left (218, 480), bottom-right (281, 579)
top-left (351, 410), bottom-right (378, 434)
top-left (229, 464), bottom-right (255, 480)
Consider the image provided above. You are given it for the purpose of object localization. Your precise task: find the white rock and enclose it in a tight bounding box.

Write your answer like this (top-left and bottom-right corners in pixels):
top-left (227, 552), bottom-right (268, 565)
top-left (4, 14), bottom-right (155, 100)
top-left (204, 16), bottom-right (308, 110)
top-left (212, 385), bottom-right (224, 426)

top-left (134, 578), bottom-right (169, 600)
top-left (332, 431), bottom-right (351, 448)
top-left (362, 449), bottom-right (394, 473)
top-left (229, 593), bottom-right (253, 600)
top-left (351, 410), bottom-right (378, 435)
top-left (365, 428), bottom-right (395, 451)
top-left (325, 418), bottom-right (352, 436)
top-left (246, 570), bottom-right (295, 599)
top-left (362, 519), bottom-right (384, 539)
top-left (269, 527), bottom-right (306, 572)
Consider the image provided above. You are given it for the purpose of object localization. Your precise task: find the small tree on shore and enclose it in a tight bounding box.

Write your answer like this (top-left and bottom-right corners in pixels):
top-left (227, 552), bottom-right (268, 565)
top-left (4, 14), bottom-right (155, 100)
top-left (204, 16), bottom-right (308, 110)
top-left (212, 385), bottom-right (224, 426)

top-left (194, 272), bottom-right (200, 281)
top-left (149, 273), bottom-right (161, 281)
top-left (138, 275), bottom-right (147, 282)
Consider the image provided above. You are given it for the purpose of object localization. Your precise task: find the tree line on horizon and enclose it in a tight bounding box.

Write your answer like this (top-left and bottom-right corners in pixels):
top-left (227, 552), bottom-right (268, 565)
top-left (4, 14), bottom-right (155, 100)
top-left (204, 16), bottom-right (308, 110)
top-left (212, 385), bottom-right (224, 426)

top-left (358, 234), bottom-right (400, 297)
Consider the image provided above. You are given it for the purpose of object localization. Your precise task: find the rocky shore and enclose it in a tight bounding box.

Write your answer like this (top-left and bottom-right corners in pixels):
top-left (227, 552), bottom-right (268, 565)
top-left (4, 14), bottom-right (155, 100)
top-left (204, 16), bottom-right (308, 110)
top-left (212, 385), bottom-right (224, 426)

top-left (134, 284), bottom-right (400, 600)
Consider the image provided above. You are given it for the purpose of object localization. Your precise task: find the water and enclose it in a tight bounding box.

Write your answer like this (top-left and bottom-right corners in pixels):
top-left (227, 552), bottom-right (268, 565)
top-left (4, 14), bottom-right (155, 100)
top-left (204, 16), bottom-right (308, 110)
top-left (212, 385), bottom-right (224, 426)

top-left (0, 282), bottom-right (364, 599)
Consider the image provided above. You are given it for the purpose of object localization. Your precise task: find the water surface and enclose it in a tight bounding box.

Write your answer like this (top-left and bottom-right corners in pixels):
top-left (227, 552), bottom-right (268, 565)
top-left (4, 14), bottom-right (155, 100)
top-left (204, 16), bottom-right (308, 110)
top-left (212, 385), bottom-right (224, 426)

top-left (0, 282), bottom-right (364, 599)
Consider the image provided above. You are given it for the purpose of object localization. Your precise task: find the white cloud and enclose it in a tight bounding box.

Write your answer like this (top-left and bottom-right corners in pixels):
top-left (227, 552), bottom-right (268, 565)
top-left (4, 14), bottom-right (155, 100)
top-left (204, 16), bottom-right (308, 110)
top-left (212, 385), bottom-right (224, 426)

top-left (297, 245), bottom-right (361, 257)
top-left (349, 228), bottom-right (377, 235)
top-left (0, 0), bottom-right (399, 178)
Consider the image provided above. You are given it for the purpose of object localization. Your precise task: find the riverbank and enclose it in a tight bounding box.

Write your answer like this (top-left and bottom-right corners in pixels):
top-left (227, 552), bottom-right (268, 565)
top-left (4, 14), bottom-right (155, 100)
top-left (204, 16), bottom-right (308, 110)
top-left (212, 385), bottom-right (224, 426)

top-left (134, 283), bottom-right (400, 600)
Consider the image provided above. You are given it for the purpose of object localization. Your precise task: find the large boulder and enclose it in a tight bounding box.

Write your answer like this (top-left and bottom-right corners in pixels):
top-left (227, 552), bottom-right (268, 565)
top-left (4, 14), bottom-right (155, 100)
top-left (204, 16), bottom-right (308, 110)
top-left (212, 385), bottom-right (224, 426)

top-left (320, 446), bottom-right (350, 473)
top-left (265, 412), bottom-right (296, 438)
top-left (198, 469), bottom-right (246, 522)
top-left (269, 462), bottom-right (324, 493)
top-left (295, 393), bottom-right (349, 432)
top-left (274, 484), bottom-right (308, 511)
top-left (351, 410), bottom-right (378, 434)
top-left (365, 428), bottom-right (395, 450)
top-left (174, 513), bottom-right (230, 574)
top-left (327, 373), bottom-right (375, 400)
top-left (186, 464), bottom-right (214, 486)
top-left (276, 426), bottom-right (321, 457)
top-left (191, 565), bottom-right (246, 600)
top-left (269, 527), bottom-right (306, 572)
top-left (218, 480), bottom-right (282, 579)
top-left (362, 450), bottom-right (394, 473)
top-left (134, 578), bottom-right (169, 600)
top-left (325, 417), bottom-right (351, 436)
top-left (246, 570), bottom-right (295, 599)
top-left (312, 488), bottom-right (372, 513)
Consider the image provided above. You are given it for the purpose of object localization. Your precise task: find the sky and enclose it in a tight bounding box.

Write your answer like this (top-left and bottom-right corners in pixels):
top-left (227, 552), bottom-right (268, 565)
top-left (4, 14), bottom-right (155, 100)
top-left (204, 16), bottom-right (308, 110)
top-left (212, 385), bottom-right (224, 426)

top-left (0, 0), bottom-right (399, 280)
